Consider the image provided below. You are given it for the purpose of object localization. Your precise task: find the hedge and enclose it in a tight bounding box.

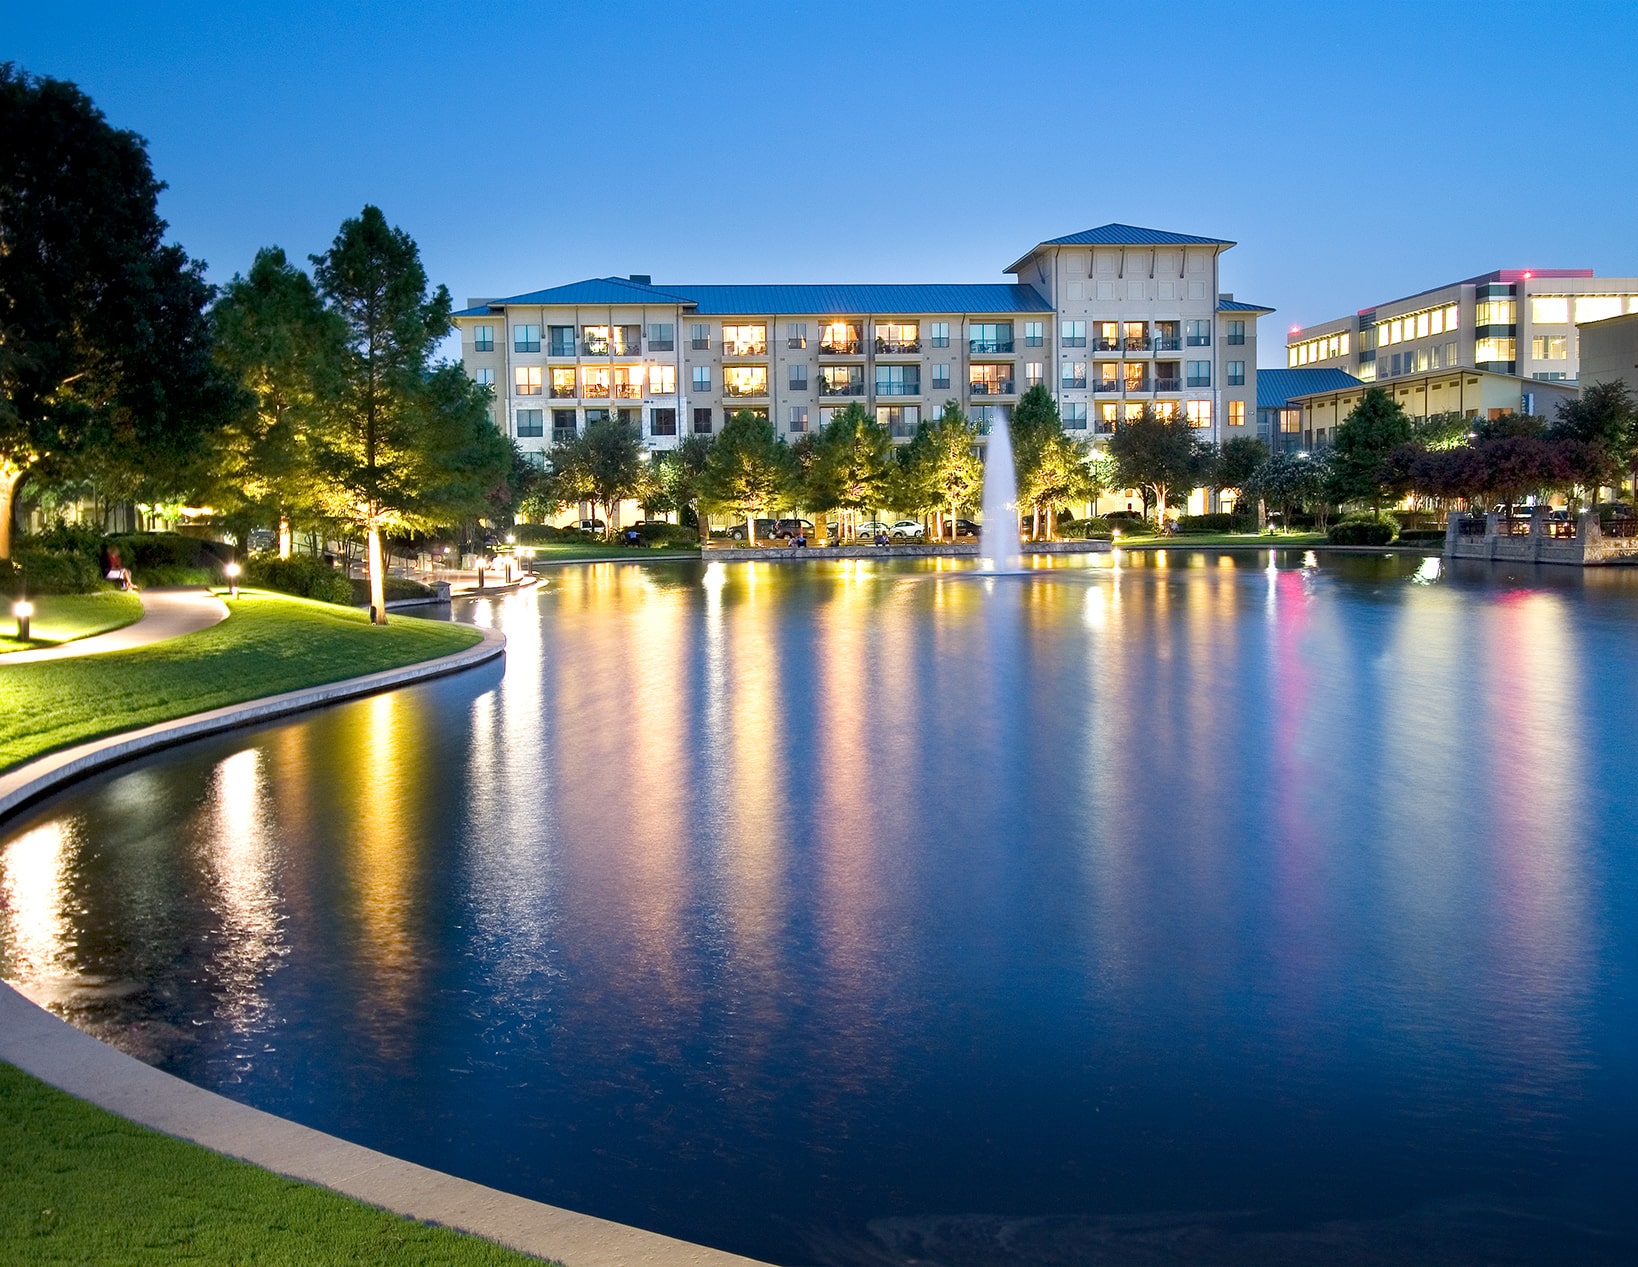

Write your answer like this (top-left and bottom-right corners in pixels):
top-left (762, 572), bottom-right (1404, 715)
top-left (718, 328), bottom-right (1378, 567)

top-left (1327, 518), bottom-right (1396, 546)
top-left (0, 550), bottom-right (104, 595)
top-left (246, 556), bottom-right (352, 605)
top-left (1175, 513), bottom-right (1256, 534)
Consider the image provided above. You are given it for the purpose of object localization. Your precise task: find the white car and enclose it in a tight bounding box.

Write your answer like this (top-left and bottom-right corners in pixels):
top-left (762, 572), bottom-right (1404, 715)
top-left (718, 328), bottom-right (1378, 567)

top-left (889, 519), bottom-right (925, 540)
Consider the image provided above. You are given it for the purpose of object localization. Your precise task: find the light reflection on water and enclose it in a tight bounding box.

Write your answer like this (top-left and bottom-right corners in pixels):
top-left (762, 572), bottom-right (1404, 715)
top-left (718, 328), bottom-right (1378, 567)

top-left (3, 550), bottom-right (1638, 1266)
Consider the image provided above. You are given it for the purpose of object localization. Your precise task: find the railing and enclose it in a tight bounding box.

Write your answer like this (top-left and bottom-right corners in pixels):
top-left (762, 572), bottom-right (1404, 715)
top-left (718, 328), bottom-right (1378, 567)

top-left (610, 344), bottom-right (641, 358)
top-left (969, 380), bottom-right (1015, 395)
top-left (581, 341), bottom-right (609, 357)
top-left (875, 381), bottom-right (920, 396)
top-left (548, 342), bottom-right (576, 357)
top-left (875, 338), bottom-right (921, 354)
top-left (1154, 377), bottom-right (1181, 392)
top-left (889, 422), bottom-right (919, 439)
top-left (723, 382), bottom-right (769, 397)
top-left (1095, 337), bottom-right (1120, 352)
top-left (1547, 519), bottom-right (1578, 539)
top-left (1095, 419), bottom-right (1115, 434)
top-left (1153, 337), bottom-right (1182, 351)
top-left (1458, 515), bottom-right (1488, 536)
top-left (613, 384), bottom-right (642, 399)
top-left (1124, 378), bottom-right (1150, 393)
top-left (1093, 380), bottom-right (1121, 393)
top-left (581, 383), bottom-right (610, 398)
top-left (722, 343), bottom-right (767, 357)
top-left (1123, 338), bottom-right (1149, 352)
top-left (1060, 376), bottom-right (1087, 389)
top-left (820, 340), bottom-right (862, 355)
top-left (969, 340), bottom-right (1014, 354)
top-left (550, 385), bottom-right (576, 398)
top-left (1603, 517), bottom-right (1638, 538)
top-left (819, 381), bottom-right (866, 396)
top-left (1502, 516), bottom-right (1533, 536)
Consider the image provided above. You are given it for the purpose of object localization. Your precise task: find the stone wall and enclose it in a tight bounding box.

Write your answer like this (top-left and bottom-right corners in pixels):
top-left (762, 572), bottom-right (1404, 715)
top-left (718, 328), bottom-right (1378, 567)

top-left (711, 540), bottom-right (1112, 562)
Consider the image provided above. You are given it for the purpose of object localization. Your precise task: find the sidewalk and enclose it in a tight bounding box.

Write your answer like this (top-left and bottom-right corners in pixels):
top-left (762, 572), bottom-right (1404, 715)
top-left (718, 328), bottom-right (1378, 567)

top-left (1, 588), bottom-right (228, 665)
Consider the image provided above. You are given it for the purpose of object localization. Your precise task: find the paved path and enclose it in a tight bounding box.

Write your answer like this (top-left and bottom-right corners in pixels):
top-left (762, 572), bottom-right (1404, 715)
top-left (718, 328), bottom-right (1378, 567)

top-left (1, 588), bottom-right (228, 666)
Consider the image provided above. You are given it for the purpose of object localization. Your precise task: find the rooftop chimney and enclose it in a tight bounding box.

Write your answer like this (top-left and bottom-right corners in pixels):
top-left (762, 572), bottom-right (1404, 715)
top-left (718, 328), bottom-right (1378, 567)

top-left (629, 274), bottom-right (652, 285)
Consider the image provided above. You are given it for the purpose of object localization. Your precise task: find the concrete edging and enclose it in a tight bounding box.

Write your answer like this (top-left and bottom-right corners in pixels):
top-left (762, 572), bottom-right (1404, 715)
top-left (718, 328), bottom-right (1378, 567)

top-left (711, 540), bottom-right (1112, 562)
top-left (0, 618), bottom-right (771, 1264)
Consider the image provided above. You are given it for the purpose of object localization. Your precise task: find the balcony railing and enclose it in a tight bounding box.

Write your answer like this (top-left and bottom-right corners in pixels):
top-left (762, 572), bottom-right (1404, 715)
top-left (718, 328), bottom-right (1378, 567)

top-left (875, 380), bottom-right (921, 396)
top-left (1093, 380), bottom-right (1121, 393)
top-left (610, 344), bottom-right (641, 358)
top-left (1095, 337), bottom-right (1120, 352)
top-left (550, 384), bottom-right (576, 399)
top-left (613, 383), bottom-right (642, 399)
top-left (581, 341), bottom-right (609, 357)
top-left (548, 342), bottom-right (575, 357)
top-left (875, 338), bottom-right (922, 354)
top-left (969, 379), bottom-right (1015, 395)
top-left (1153, 337), bottom-right (1182, 352)
top-left (820, 339), bottom-right (862, 355)
top-left (889, 421), bottom-right (919, 439)
top-left (581, 383), bottom-right (610, 398)
top-left (1154, 377), bottom-right (1181, 392)
top-left (1095, 419), bottom-right (1116, 434)
top-left (723, 381), bottom-right (769, 398)
top-left (819, 381), bottom-right (866, 397)
top-left (1060, 376), bottom-right (1087, 389)
top-left (1124, 378), bottom-right (1150, 393)
top-left (1123, 337), bottom-right (1149, 353)
top-left (969, 339), bottom-right (1014, 354)
top-left (722, 343), bottom-right (768, 357)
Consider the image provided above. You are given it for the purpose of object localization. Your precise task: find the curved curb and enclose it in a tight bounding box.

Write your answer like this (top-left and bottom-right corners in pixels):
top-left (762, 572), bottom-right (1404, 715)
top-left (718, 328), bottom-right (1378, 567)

top-left (0, 624), bottom-right (505, 825)
top-left (0, 621), bottom-right (773, 1265)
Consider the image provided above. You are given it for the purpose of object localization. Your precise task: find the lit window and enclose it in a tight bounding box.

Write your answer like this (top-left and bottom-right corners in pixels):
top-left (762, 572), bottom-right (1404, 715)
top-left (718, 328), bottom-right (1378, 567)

top-left (1288, 346), bottom-right (1298, 367)
top-left (1186, 401), bottom-right (1212, 428)
top-left (876, 322), bottom-right (920, 352)
top-left (581, 367), bottom-right (610, 397)
top-left (1445, 304), bottom-right (1459, 330)
top-left (1475, 337), bottom-right (1517, 363)
top-left (612, 366), bottom-right (644, 398)
top-left (650, 365), bottom-right (676, 394)
top-left (1415, 312), bottom-right (1430, 338)
top-left (722, 324), bottom-right (768, 355)
top-left (514, 365), bottom-right (542, 395)
top-left (1340, 332), bottom-right (1350, 355)
top-left (723, 365), bottom-right (768, 397)
top-left (1576, 296), bottom-right (1622, 323)
top-left (473, 325), bottom-right (494, 352)
top-left (820, 322), bottom-right (862, 353)
top-left (1228, 400), bottom-right (1246, 426)
top-left (513, 324), bottom-right (541, 353)
top-left (550, 367), bottom-right (575, 397)
top-left (1530, 296), bottom-right (1569, 324)
top-left (1532, 336), bottom-right (1568, 360)
top-left (581, 325), bottom-right (610, 355)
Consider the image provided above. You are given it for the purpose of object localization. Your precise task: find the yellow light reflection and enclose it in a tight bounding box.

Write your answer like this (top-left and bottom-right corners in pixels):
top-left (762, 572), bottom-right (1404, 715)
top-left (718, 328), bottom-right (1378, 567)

top-left (0, 820), bottom-right (73, 999)
top-left (201, 748), bottom-right (281, 1035)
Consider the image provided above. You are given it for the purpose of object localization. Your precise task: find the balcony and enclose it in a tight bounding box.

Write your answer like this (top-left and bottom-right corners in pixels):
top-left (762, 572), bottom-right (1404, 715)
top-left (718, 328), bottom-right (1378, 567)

top-left (550, 384), bottom-right (576, 399)
top-left (723, 381), bottom-right (769, 398)
top-left (613, 383), bottom-right (642, 399)
top-left (610, 344), bottom-right (642, 358)
top-left (969, 379), bottom-right (1015, 396)
top-left (1124, 378), bottom-right (1150, 394)
top-left (1154, 377), bottom-right (1181, 392)
top-left (581, 340), bottom-right (610, 357)
top-left (819, 339), bottom-right (863, 355)
top-left (875, 337), bottom-right (922, 354)
top-left (1093, 380), bottom-right (1121, 393)
top-left (581, 383), bottom-right (610, 399)
top-left (548, 341), bottom-right (576, 358)
top-left (722, 342), bottom-right (767, 357)
top-left (875, 380), bottom-right (921, 397)
top-left (1152, 337), bottom-right (1181, 352)
top-left (888, 421), bottom-right (919, 439)
top-left (818, 381), bottom-right (866, 397)
top-left (969, 339), bottom-right (1014, 354)
top-left (1095, 337), bottom-right (1120, 352)
top-left (1123, 337), bottom-right (1149, 353)
top-left (1095, 418), bottom-right (1115, 434)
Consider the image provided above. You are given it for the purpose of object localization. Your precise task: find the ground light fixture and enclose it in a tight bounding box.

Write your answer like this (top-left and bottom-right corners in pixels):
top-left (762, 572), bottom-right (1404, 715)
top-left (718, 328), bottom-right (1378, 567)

top-left (13, 598), bottom-right (33, 640)
top-left (224, 561), bottom-right (241, 599)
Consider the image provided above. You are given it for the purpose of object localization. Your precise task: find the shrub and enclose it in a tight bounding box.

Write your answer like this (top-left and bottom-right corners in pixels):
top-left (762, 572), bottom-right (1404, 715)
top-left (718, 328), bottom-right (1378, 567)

top-left (132, 565), bottom-right (215, 587)
top-left (246, 556), bottom-right (352, 605)
top-left (106, 532), bottom-right (221, 571)
top-left (1070, 517), bottom-right (1157, 539)
top-left (1327, 517), bottom-right (1396, 546)
top-left (0, 549), bottom-right (103, 595)
top-left (632, 521), bottom-right (697, 547)
top-left (512, 523), bottom-right (572, 544)
top-left (1176, 512), bottom-right (1256, 534)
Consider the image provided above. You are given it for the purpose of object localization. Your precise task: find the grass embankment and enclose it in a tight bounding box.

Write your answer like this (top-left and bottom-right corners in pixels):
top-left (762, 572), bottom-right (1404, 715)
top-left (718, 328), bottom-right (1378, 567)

top-left (1104, 531), bottom-right (1330, 549)
top-left (0, 1061), bottom-right (547, 1265)
top-left (0, 588), bottom-right (482, 774)
top-left (0, 592), bottom-right (145, 655)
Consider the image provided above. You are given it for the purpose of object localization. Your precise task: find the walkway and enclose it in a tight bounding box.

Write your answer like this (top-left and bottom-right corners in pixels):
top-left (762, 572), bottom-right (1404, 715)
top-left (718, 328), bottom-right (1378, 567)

top-left (1, 588), bottom-right (228, 666)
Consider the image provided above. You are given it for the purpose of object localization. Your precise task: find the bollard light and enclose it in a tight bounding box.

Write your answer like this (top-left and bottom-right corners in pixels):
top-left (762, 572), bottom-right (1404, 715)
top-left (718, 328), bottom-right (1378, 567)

top-left (14, 599), bottom-right (33, 641)
top-left (224, 561), bottom-right (241, 599)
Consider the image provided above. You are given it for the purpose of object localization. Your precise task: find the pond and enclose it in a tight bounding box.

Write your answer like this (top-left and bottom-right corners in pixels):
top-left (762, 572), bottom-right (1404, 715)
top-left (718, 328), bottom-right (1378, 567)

top-left (4, 550), bottom-right (1638, 1265)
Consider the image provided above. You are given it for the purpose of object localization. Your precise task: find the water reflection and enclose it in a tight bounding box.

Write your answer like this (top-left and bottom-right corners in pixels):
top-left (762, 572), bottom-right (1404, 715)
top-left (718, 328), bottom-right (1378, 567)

top-left (2, 550), bottom-right (1635, 1266)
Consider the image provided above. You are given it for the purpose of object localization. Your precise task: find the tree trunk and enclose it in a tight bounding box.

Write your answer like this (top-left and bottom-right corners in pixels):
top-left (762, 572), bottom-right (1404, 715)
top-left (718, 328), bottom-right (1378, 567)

top-left (1046, 505), bottom-right (1056, 541)
top-left (278, 514), bottom-right (292, 560)
top-left (950, 500), bottom-right (958, 542)
top-left (1032, 504), bottom-right (1041, 541)
top-left (367, 521), bottom-right (388, 625)
top-left (746, 512), bottom-right (756, 546)
top-left (0, 464), bottom-right (25, 562)
top-left (815, 509), bottom-right (829, 546)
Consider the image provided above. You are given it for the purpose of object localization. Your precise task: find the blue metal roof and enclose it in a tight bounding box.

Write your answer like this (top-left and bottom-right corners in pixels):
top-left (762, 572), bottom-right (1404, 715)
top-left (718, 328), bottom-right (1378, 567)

top-left (1218, 298), bottom-right (1273, 313)
top-left (457, 278), bottom-right (1053, 316)
top-left (1042, 223), bottom-right (1235, 248)
top-left (1256, 368), bottom-right (1364, 409)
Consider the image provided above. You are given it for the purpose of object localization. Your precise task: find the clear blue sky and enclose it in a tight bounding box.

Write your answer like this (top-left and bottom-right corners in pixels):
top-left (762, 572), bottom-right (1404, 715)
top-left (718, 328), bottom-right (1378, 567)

top-left (11, 0), bottom-right (1638, 365)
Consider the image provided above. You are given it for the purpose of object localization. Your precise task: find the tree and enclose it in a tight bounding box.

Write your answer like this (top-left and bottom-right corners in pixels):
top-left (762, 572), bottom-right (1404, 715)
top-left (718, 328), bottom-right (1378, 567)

top-left (1409, 410), bottom-right (1476, 451)
top-left (809, 402), bottom-right (892, 536)
top-left (1019, 428), bottom-right (1097, 539)
top-left (1474, 434), bottom-right (1571, 518)
top-left (550, 415), bottom-right (643, 538)
top-left (1107, 406), bottom-right (1207, 529)
top-left (909, 401), bottom-right (985, 538)
top-left (209, 247), bottom-right (344, 555)
top-left (1243, 450), bottom-right (1330, 527)
top-left (0, 64), bottom-right (239, 557)
top-left (700, 410), bottom-right (792, 543)
top-left (1331, 387), bottom-right (1413, 512)
top-left (310, 205), bottom-right (505, 623)
top-left (1551, 380), bottom-right (1636, 503)
top-left (1010, 384), bottom-right (1063, 538)
top-left (1207, 435), bottom-right (1268, 515)
top-left (674, 434), bottom-right (715, 542)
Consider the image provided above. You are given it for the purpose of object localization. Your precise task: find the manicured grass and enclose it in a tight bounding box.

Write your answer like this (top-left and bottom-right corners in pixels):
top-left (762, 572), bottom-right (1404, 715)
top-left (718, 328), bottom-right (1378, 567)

top-left (0, 1060), bottom-right (548, 1265)
top-left (0, 588), bottom-right (482, 774)
top-left (520, 539), bottom-right (700, 560)
top-left (1105, 531), bottom-right (1331, 549)
top-left (0, 591), bottom-right (144, 655)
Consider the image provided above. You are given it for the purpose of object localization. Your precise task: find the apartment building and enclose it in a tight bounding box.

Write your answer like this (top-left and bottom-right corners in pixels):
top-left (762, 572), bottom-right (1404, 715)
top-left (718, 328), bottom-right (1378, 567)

top-left (1286, 269), bottom-right (1638, 386)
top-left (453, 224), bottom-right (1269, 464)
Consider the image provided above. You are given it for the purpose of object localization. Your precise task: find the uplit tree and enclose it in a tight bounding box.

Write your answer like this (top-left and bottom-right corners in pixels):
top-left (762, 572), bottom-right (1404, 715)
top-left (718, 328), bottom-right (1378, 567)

top-left (550, 415), bottom-right (644, 538)
top-left (1107, 405), bottom-right (1207, 530)
top-left (809, 402), bottom-right (893, 538)
top-left (910, 401), bottom-right (984, 537)
top-left (700, 410), bottom-right (793, 544)
top-left (1331, 387), bottom-right (1413, 513)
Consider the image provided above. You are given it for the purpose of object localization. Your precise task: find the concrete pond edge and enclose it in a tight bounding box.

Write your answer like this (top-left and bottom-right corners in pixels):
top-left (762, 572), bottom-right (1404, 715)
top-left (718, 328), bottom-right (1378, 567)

top-left (0, 621), bottom-right (770, 1266)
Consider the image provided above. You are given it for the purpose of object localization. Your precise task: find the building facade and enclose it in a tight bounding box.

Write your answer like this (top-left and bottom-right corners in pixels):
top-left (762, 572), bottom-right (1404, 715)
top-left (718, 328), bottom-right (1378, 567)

top-left (1578, 312), bottom-right (1638, 398)
top-left (1286, 270), bottom-right (1638, 387)
top-left (453, 224), bottom-right (1269, 465)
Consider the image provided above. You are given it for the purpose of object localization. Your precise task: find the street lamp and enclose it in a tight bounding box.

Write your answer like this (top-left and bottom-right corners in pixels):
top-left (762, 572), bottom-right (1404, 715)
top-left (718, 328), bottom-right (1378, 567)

top-left (224, 561), bottom-right (241, 599)
top-left (13, 599), bottom-right (33, 641)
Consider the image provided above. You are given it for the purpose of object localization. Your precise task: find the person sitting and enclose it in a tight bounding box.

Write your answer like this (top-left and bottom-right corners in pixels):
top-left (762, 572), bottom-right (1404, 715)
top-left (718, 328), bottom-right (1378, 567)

top-left (874, 531), bottom-right (890, 547)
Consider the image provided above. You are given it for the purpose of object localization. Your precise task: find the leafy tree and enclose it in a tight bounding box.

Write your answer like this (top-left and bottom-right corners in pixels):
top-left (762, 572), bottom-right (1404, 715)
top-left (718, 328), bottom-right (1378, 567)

top-left (1551, 380), bottom-right (1636, 501)
top-left (909, 401), bottom-right (984, 537)
top-left (208, 247), bottom-right (344, 555)
top-left (1019, 428), bottom-right (1098, 539)
top-left (674, 434), bottom-right (715, 541)
top-left (1010, 384), bottom-right (1063, 537)
top-left (809, 402), bottom-right (893, 536)
top-left (1205, 435), bottom-right (1268, 517)
top-left (1107, 406), bottom-right (1207, 530)
top-left (310, 205), bottom-right (505, 622)
top-left (1409, 410), bottom-right (1475, 451)
top-left (1331, 387), bottom-right (1413, 512)
top-left (550, 415), bottom-right (644, 538)
top-left (700, 410), bottom-right (793, 543)
top-left (0, 64), bottom-right (239, 557)
top-left (1473, 434), bottom-right (1570, 517)
top-left (1243, 450), bottom-right (1331, 527)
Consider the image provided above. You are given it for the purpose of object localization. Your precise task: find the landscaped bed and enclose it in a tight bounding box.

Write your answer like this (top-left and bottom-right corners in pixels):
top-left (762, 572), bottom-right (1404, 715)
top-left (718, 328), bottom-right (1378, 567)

top-left (0, 591), bottom-right (145, 655)
top-left (0, 588), bottom-right (482, 773)
top-left (0, 1060), bottom-right (546, 1265)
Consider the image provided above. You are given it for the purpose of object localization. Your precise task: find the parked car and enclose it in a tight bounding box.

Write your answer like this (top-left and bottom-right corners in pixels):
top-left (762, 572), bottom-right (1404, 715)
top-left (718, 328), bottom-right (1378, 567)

top-left (854, 520), bottom-right (892, 540)
top-left (771, 518), bottom-right (814, 540)
top-left (889, 519), bottom-right (925, 540)
top-left (728, 518), bottom-right (779, 541)
top-left (575, 518), bottom-right (606, 534)
top-left (943, 519), bottom-right (981, 538)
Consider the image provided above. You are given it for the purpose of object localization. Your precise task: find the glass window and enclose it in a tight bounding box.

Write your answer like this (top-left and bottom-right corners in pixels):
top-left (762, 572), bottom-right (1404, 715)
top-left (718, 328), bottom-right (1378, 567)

top-left (1474, 299), bottom-right (1516, 326)
top-left (1024, 321), bottom-right (1044, 347)
top-left (1186, 400), bottom-right (1212, 428)
top-left (1060, 360), bottom-right (1087, 388)
top-left (550, 367), bottom-right (576, 397)
top-left (1186, 360), bottom-right (1211, 388)
top-left (475, 367), bottom-right (494, 387)
top-left (473, 325), bottom-right (494, 352)
top-left (692, 407), bottom-right (713, 433)
top-left (1228, 400), bottom-right (1246, 426)
top-left (932, 364), bottom-right (950, 389)
top-left (548, 325), bottom-right (575, 356)
top-left (648, 323), bottom-right (674, 351)
top-left (722, 324), bottom-right (768, 355)
top-left (874, 364), bottom-right (920, 396)
top-left (1063, 402), bottom-right (1088, 429)
top-left (789, 364), bottom-right (808, 391)
top-left (787, 322), bottom-right (808, 349)
top-left (1532, 335), bottom-right (1568, 360)
top-left (692, 366), bottom-right (710, 391)
top-left (1227, 360), bottom-right (1245, 386)
top-left (1027, 362), bottom-right (1044, 387)
top-left (1185, 319), bottom-right (1210, 346)
top-left (551, 409), bottom-right (577, 439)
top-left (611, 325), bottom-right (641, 355)
top-left (1059, 320), bottom-right (1085, 348)
top-left (724, 365), bottom-right (768, 397)
top-left (650, 365), bottom-right (676, 394)
top-left (788, 406), bottom-right (808, 432)
top-left (969, 323), bottom-right (1013, 353)
top-left (1475, 336), bottom-right (1517, 363)
top-left (691, 323), bottom-right (710, 350)
top-left (1225, 320), bottom-right (1245, 345)
top-left (651, 407), bottom-right (677, 436)
top-left (516, 408), bottom-right (543, 437)
top-left (1576, 296), bottom-right (1622, 323)
top-left (580, 325), bottom-right (610, 355)
top-left (876, 405), bottom-right (920, 438)
top-left (1531, 296), bottom-right (1570, 324)
top-left (514, 365), bottom-right (542, 395)
top-left (581, 367), bottom-right (610, 397)
top-left (876, 322), bottom-right (920, 353)
top-left (820, 322), bottom-right (862, 353)
top-left (930, 321), bottom-right (950, 349)
top-left (513, 324), bottom-right (541, 353)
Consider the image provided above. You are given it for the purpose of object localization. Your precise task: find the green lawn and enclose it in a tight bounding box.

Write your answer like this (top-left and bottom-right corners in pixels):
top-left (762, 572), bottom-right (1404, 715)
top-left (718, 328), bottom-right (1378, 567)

top-left (518, 540), bottom-right (700, 561)
top-left (0, 591), bottom-right (144, 655)
top-left (0, 1061), bottom-right (547, 1265)
top-left (0, 588), bottom-right (482, 774)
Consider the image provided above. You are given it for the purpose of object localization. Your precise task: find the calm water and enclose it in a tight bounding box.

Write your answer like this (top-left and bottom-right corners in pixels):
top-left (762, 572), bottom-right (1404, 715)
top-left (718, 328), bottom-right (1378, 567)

top-left (5, 551), bottom-right (1638, 1265)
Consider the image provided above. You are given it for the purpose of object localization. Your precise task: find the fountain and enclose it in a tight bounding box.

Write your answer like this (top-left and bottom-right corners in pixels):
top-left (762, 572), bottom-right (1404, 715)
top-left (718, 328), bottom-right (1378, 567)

top-left (979, 411), bottom-right (1022, 571)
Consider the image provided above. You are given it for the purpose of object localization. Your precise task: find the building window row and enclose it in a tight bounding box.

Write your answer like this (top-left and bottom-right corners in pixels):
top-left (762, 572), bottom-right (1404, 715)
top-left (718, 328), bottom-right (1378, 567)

top-left (1289, 330), bottom-right (1350, 367)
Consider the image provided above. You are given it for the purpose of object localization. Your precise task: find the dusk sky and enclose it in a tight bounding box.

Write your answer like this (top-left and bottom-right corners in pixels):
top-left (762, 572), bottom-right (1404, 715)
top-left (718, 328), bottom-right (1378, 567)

top-left (11, 0), bottom-right (1638, 365)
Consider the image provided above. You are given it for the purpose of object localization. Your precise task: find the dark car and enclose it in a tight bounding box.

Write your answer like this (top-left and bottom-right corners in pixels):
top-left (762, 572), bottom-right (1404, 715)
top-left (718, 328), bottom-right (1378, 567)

top-left (943, 519), bottom-right (981, 538)
top-left (728, 518), bottom-right (778, 541)
top-left (771, 518), bottom-right (814, 540)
